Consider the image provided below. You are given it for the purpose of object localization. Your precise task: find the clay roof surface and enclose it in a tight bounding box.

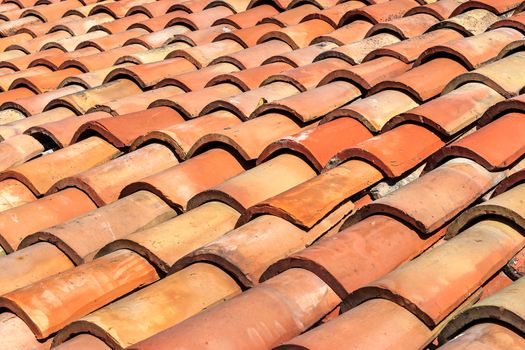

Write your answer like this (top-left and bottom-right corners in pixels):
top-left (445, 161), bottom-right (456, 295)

top-left (0, 0), bottom-right (524, 348)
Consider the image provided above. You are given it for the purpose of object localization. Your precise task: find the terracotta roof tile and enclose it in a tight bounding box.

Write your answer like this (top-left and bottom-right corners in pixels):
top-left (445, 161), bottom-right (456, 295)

top-left (130, 269), bottom-right (340, 350)
top-left (0, 188), bottom-right (96, 252)
top-left (440, 276), bottom-right (525, 344)
top-left (55, 263), bottom-right (241, 349)
top-left (324, 89), bottom-right (418, 131)
top-left (0, 136), bottom-right (120, 195)
top-left (426, 112), bottom-right (525, 170)
top-left (130, 110), bottom-right (241, 158)
top-left (0, 0), bottom-right (525, 348)
top-left (386, 82), bottom-right (504, 135)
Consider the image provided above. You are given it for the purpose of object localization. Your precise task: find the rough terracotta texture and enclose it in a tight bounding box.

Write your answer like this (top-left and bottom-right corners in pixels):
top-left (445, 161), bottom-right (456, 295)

top-left (0, 0), bottom-right (522, 349)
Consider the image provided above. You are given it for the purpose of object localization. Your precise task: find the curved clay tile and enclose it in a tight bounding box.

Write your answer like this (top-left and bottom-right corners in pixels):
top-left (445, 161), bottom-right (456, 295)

top-left (364, 28), bottom-right (464, 64)
top-left (104, 57), bottom-right (196, 88)
top-left (117, 43), bottom-right (189, 65)
top-left (440, 272), bottom-right (525, 341)
top-left (0, 17), bottom-right (42, 38)
top-left (47, 78), bottom-right (143, 115)
top-left (166, 6), bottom-right (235, 30)
top-left (168, 0), bottom-right (215, 13)
top-left (0, 48), bottom-right (62, 71)
top-left (0, 134), bottom-right (44, 171)
top-left (426, 113), bottom-right (525, 171)
top-left (41, 31), bottom-right (106, 53)
top-left (415, 28), bottom-right (524, 69)
top-left (166, 40), bottom-right (243, 68)
top-left (258, 19), bottom-right (334, 49)
top-left (97, 201), bottom-right (240, 272)
top-left (61, 64), bottom-right (127, 89)
top-left (495, 38), bottom-right (525, 62)
top-left (203, 82), bottom-right (300, 120)
top-left (492, 166), bottom-right (525, 198)
top-left (20, 0), bottom-right (82, 22)
top-left (324, 89), bottom-right (418, 132)
top-left (252, 81), bottom-right (361, 122)
top-left (0, 312), bottom-right (52, 350)
top-left (447, 183), bottom-right (525, 238)
top-left (346, 158), bottom-right (503, 234)
top-left (53, 14), bottom-right (114, 36)
top-left (188, 154), bottom-right (316, 212)
top-left (92, 85), bottom-right (183, 116)
top-left (156, 62), bottom-right (239, 91)
top-left (0, 242), bottom-right (74, 296)
top-left (25, 111), bottom-right (110, 148)
top-left (265, 211), bottom-right (443, 300)
top-left (130, 111), bottom-right (241, 160)
top-left (187, 113), bottom-right (302, 161)
top-left (370, 57), bottom-right (468, 102)
top-left (328, 124), bottom-right (444, 178)
top-left (439, 322), bottom-right (525, 350)
top-left (208, 62), bottom-right (293, 91)
top-left (170, 24), bottom-right (235, 46)
top-left (406, 0), bottom-right (472, 20)
top-left (313, 20), bottom-right (372, 45)
top-left (211, 40), bottom-right (292, 69)
top-left (128, 11), bottom-right (185, 32)
top-left (126, 0), bottom-right (181, 17)
top-left (344, 219), bottom-right (523, 328)
top-left (0, 188), bottom-right (96, 252)
top-left (241, 159), bottom-right (381, 229)
top-left (0, 66), bottom-right (51, 92)
top-left (260, 4), bottom-right (318, 27)
top-left (77, 28), bottom-right (148, 51)
top-left (150, 83), bottom-right (242, 119)
top-left (215, 22), bottom-right (280, 48)
top-left (128, 269), bottom-right (340, 350)
top-left (428, 8), bottom-right (500, 36)
top-left (319, 56), bottom-right (410, 90)
top-left (247, 0), bottom-right (293, 10)
top-left (0, 110), bottom-right (69, 142)
top-left (89, 0), bottom-right (155, 18)
top-left (20, 190), bottom-right (176, 264)
top-left (213, 4), bottom-right (278, 28)
top-left (53, 263), bottom-right (241, 349)
top-left (263, 58), bottom-right (352, 91)
top-left (339, 0), bottom-right (419, 26)
top-left (65, 2), bottom-right (106, 18)
top-left (72, 107), bottom-right (185, 148)
top-left (366, 13), bottom-right (439, 39)
top-left (263, 42), bottom-right (334, 68)
top-left (127, 26), bottom-right (189, 49)
top-left (177, 215), bottom-right (310, 287)
top-left (443, 51), bottom-right (525, 98)
top-left (0, 90), bottom-right (35, 116)
top-left (28, 47), bottom-right (100, 71)
top-left (385, 83), bottom-right (504, 136)
top-left (0, 136), bottom-right (120, 196)
top-left (0, 249), bottom-right (159, 339)
top-left (490, 12), bottom-right (525, 33)
top-left (124, 143), bottom-right (245, 205)
top-left (301, 1), bottom-right (366, 28)
top-left (48, 144), bottom-right (179, 206)
top-left (277, 301), bottom-right (427, 350)
top-left (215, 0), bottom-right (256, 13)
top-left (2, 85), bottom-right (83, 117)
top-left (316, 33), bottom-right (400, 65)
top-left (257, 117), bottom-right (372, 171)
top-left (9, 67), bottom-right (82, 94)
top-left (450, 0), bottom-right (522, 16)
top-left (95, 13), bottom-right (149, 33)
